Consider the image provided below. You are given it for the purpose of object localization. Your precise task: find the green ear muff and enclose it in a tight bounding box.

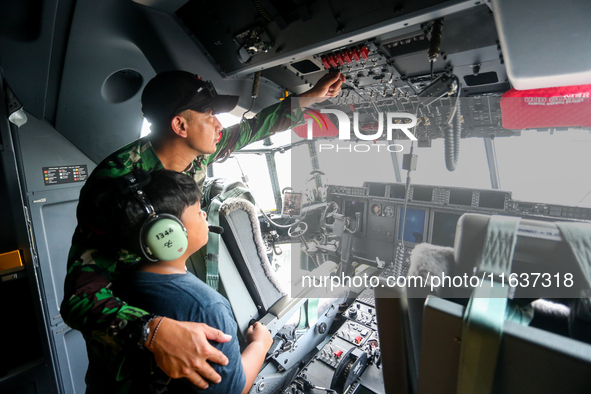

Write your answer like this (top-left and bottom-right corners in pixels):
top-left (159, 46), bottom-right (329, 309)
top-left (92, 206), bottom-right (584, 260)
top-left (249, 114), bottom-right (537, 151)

top-left (140, 214), bottom-right (188, 262)
top-left (121, 170), bottom-right (189, 262)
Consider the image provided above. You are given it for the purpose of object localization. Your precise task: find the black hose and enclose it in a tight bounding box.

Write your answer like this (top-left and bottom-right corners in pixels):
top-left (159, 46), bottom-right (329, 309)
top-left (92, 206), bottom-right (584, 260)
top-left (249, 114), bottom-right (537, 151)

top-left (252, 0), bottom-right (273, 22)
top-left (444, 97), bottom-right (461, 171)
top-left (239, 71), bottom-right (261, 124)
top-left (428, 19), bottom-right (444, 61)
top-left (251, 71), bottom-right (262, 98)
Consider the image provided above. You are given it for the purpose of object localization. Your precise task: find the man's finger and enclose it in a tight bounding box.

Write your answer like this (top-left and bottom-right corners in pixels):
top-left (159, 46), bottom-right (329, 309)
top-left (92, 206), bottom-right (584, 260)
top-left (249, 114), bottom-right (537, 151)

top-left (328, 72), bottom-right (342, 81)
top-left (331, 78), bottom-right (344, 89)
top-left (194, 360), bottom-right (224, 384)
top-left (319, 72), bottom-right (342, 86)
top-left (327, 81), bottom-right (343, 96)
top-left (206, 345), bottom-right (230, 367)
top-left (185, 369), bottom-right (211, 389)
top-left (201, 324), bottom-right (232, 343)
top-left (327, 72), bottom-right (343, 84)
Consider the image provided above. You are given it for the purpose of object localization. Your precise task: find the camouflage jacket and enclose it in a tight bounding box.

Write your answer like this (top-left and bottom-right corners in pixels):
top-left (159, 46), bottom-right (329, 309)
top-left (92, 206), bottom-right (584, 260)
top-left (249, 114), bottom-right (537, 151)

top-left (61, 99), bottom-right (303, 387)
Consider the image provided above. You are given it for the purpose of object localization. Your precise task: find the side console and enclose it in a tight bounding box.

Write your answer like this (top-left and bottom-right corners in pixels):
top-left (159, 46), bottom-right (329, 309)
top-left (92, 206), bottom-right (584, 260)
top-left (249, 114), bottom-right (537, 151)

top-left (282, 299), bottom-right (384, 394)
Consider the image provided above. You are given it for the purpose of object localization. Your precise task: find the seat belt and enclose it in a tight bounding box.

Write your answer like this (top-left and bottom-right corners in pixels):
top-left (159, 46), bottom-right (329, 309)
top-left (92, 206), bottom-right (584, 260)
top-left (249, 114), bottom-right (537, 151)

top-left (555, 222), bottom-right (591, 317)
top-left (556, 222), bottom-right (591, 286)
top-left (296, 298), bottom-right (319, 337)
top-left (457, 215), bottom-right (520, 394)
top-left (205, 186), bottom-right (251, 291)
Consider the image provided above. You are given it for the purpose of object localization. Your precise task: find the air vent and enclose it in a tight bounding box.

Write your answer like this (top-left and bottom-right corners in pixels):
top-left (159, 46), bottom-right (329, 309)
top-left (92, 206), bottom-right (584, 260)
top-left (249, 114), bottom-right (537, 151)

top-left (463, 71), bottom-right (498, 86)
top-left (102, 69), bottom-right (143, 103)
top-left (291, 60), bottom-right (321, 74)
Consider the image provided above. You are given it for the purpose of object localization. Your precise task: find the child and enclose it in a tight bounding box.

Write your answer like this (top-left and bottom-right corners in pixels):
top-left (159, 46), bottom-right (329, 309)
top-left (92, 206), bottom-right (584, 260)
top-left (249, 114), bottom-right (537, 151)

top-left (86, 169), bottom-right (272, 394)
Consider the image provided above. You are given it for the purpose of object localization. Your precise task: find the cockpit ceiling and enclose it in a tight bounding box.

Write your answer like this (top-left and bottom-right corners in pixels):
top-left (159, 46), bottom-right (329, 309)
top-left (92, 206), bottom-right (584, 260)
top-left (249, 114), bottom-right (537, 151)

top-left (176, 1), bottom-right (506, 93)
top-left (174, 0), bottom-right (520, 141)
top-left (175, 0), bottom-right (591, 142)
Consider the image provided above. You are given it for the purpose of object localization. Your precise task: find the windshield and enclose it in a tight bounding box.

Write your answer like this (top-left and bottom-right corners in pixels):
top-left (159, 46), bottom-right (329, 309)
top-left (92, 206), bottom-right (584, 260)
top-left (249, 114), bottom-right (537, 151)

top-left (212, 128), bottom-right (591, 210)
top-left (148, 99), bottom-right (590, 212)
top-left (495, 129), bottom-right (591, 207)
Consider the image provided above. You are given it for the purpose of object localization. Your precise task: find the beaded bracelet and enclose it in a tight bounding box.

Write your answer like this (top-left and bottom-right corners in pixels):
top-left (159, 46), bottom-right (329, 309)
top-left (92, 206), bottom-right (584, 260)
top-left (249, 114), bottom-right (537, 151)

top-left (149, 316), bottom-right (166, 349)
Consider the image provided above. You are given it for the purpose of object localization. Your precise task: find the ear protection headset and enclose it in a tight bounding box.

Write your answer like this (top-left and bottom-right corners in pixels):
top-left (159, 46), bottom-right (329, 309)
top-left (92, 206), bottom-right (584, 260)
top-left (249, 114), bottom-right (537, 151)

top-left (122, 171), bottom-right (188, 262)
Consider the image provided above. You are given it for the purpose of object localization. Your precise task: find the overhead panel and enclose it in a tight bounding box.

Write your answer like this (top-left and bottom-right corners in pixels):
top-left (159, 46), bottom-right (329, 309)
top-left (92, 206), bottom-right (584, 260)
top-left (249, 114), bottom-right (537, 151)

top-left (176, 0), bottom-right (453, 77)
top-left (176, 0), bottom-right (522, 143)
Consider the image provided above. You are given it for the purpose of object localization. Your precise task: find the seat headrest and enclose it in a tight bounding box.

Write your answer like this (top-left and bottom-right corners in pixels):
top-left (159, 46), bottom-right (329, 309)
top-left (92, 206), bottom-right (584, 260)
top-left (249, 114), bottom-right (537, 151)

top-left (202, 178), bottom-right (252, 210)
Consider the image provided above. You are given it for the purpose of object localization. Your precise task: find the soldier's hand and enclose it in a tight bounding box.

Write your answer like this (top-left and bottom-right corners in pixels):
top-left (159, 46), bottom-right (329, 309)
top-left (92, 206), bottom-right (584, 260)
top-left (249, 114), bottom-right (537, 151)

top-left (148, 318), bottom-right (231, 389)
top-left (296, 72), bottom-right (346, 106)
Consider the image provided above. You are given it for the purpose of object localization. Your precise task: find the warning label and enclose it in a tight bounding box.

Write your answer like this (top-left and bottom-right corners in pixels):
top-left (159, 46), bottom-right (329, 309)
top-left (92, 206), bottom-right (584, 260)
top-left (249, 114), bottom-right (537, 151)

top-left (43, 165), bottom-right (88, 186)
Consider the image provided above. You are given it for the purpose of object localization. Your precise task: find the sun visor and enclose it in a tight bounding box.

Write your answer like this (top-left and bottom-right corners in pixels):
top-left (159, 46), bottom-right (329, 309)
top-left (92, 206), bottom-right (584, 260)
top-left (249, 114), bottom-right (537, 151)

top-left (492, 0), bottom-right (591, 90)
top-left (500, 84), bottom-right (591, 129)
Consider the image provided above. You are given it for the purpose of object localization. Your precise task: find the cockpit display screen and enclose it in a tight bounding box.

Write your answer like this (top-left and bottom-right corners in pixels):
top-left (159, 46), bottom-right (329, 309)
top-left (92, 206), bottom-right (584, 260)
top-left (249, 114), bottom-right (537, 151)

top-left (282, 192), bottom-right (302, 216)
top-left (389, 184), bottom-right (406, 199)
top-left (398, 208), bottom-right (427, 244)
top-left (431, 211), bottom-right (463, 247)
top-left (478, 191), bottom-right (506, 210)
top-left (449, 189), bottom-right (473, 206)
top-left (368, 183), bottom-right (387, 197)
top-left (412, 186), bottom-right (433, 202)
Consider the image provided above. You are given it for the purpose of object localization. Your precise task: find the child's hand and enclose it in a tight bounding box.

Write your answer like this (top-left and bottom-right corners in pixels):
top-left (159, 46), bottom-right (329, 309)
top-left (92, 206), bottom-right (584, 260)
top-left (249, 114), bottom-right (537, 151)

top-left (241, 322), bottom-right (274, 393)
top-left (246, 322), bottom-right (273, 350)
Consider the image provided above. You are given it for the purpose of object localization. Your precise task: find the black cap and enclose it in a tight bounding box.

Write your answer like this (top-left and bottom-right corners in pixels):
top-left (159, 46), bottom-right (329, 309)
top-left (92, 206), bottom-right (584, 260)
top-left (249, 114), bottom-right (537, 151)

top-left (141, 71), bottom-right (239, 124)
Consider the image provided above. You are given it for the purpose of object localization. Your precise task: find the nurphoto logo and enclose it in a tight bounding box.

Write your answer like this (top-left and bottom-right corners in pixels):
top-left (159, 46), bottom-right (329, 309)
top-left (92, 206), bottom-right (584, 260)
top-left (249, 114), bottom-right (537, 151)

top-left (307, 109), bottom-right (417, 153)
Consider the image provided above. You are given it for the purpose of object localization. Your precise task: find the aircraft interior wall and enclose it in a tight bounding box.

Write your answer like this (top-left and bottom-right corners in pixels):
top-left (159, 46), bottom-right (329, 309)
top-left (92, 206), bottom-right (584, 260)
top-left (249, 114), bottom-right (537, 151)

top-left (0, 112), bottom-right (101, 393)
top-left (0, 80), bottom-right (59, 393)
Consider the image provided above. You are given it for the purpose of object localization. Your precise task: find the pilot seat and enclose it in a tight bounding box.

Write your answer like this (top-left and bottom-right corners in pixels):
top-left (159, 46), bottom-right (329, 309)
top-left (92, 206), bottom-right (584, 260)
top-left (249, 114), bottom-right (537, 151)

top-left (186, 179), bottom-right (343, 394)
top-left (375, 213), bottom-right (591, 394)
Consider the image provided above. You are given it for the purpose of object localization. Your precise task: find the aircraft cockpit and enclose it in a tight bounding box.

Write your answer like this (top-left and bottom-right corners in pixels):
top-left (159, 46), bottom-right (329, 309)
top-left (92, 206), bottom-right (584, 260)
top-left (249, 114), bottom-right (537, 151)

top-left (1, 0), bottom-right (591, 393)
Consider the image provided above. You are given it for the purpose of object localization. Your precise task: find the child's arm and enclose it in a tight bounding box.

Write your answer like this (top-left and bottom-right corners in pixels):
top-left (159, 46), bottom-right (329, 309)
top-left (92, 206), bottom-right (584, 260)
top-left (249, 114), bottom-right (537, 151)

top-left (240, 322), bottom-right (273, 394)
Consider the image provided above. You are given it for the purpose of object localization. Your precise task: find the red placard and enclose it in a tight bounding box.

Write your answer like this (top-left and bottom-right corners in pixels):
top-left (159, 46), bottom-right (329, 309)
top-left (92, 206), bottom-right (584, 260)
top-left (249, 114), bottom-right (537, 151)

top-left (500, 84), bottom-right (591, 129)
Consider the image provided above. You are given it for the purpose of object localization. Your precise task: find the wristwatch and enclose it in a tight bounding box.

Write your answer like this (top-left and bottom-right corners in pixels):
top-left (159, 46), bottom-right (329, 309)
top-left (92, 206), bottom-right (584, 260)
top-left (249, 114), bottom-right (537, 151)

top-left (133, 313), bottom-right (160, 348)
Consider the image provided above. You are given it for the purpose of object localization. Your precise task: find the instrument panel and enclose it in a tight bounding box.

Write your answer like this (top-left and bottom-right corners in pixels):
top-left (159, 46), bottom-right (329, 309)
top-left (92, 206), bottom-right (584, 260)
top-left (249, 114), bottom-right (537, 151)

top-left (271, 185), bottom-right (591, 394)
top-left (282, 301), bottom-right (382, 394)
top-left (326, 181), bottom-right (591, 273)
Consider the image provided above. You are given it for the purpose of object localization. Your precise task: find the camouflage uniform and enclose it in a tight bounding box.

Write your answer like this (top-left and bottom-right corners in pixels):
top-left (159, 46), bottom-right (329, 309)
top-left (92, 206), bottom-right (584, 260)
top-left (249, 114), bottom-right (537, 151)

top-left (61, 99), bottom-right (303, 388)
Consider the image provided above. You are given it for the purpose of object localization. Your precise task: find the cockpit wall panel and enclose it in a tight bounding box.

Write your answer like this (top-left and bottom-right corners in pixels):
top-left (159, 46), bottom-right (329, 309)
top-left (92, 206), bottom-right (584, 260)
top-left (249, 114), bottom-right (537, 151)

top-left (53, 0), bottom-right (282, 163)
top-left (52, 0), bottom-right (156, 164)
top-left (0, 0), bottom-right (75, 122)
top-left (11, 114), bottom-right (96, 394)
